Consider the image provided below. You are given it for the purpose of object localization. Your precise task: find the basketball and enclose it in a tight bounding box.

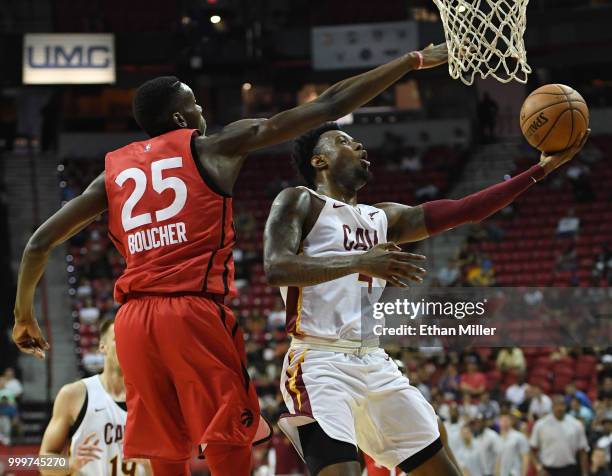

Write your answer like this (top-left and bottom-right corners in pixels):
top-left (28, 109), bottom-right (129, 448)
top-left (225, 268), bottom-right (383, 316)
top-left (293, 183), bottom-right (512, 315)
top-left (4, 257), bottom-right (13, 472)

top-left (520, 84), bottom-right (589, 153)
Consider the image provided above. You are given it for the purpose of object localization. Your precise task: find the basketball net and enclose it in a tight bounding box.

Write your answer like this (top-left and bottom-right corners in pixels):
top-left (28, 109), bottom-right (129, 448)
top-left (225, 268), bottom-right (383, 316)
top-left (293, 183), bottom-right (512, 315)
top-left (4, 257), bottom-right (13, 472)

top-left (433, 0), bottom-right (532, 85)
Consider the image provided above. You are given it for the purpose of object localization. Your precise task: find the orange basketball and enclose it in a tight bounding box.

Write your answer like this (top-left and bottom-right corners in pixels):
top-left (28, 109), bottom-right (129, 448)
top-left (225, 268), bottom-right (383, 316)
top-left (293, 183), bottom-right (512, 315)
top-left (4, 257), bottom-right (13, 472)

top-left (520, 84), bottom-right (589, 154)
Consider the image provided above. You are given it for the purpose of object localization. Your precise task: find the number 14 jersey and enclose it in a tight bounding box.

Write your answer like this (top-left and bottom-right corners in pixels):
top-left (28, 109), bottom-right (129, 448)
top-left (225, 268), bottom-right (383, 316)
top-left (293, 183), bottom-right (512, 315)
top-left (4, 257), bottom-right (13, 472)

top-left (105, 129), bottom-right (235, 303)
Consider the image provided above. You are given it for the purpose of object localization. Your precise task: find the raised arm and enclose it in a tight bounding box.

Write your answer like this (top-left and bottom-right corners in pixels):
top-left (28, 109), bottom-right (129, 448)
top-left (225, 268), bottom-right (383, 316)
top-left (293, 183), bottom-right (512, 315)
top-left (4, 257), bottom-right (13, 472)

top-left (210, 44), bottom-right (447, 157)
top-left (263, 188), bottom-right (426, 288)
top-left (13, 172), bottom-right (108, 359)
top-left (379, 131), bottom-right (590, 245)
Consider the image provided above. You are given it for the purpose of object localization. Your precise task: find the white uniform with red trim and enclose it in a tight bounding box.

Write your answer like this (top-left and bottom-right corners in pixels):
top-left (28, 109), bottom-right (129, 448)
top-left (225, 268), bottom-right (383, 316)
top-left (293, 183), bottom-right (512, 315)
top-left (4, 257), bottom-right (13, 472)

top-left (280, 186), bottom-right (387, 340)
top-left (278, 188), bottom-right (440, 471)
top-left (69, 376), bottom-right (147, 476)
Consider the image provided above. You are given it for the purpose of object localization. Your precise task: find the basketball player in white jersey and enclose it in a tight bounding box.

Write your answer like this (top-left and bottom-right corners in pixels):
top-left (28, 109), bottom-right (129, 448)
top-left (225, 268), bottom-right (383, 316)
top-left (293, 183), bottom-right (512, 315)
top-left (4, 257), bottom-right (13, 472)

top-left (263, 123), bottom-right (588, 476)
top-left (39, 319), bottom-right (150, 476)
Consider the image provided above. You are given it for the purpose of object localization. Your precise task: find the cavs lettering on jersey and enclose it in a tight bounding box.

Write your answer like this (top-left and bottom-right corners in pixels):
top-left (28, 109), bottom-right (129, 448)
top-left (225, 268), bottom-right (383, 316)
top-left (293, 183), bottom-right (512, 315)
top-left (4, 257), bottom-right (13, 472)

top-left (69, 376), bottom-right (146, 476)
top-left (105, 128), bottom-right (236, 303)
top-left (281, 187), bottom-right (387, 341)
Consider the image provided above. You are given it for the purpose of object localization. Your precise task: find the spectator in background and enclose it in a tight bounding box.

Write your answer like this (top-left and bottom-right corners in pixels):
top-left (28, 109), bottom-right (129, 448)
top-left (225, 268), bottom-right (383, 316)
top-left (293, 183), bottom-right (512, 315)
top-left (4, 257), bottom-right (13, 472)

top-left (496, 347), bottom-right (527, 373)
top-left (409, 370), bottom-right (432, 401)
top-left (590, 448), bottom-right (611, 476)
top-left (525, 289), bottom-right (545, 307)
top-left (415, 183), bottom-right (439, 200)
top-left (76, 278), bottom-right (93, 298)
top-left (593, 412), bottom-right (612, 465)
top-left (472, 414), bottom-right (500, 476)
top-left (556, 243), bottom-right (579, 274)
top-left (457, 425), bottom-right (486, 476)
top-left (0, 377), bottom-right (16, 407)
top-left (495, 414), bottom-right (529, 476)
top-left (439, 364), bottom-right (462, 400)
top-left (506, 374), bottom-right (529, 408)
top-left (566, 382), bottom-right (593, 410)
top-left (466, 256), bottom-right (496, 287)
top-left (267, 299), bottom-right (286, 330)
top-left (529, 385), bottom-right (553, 420)
top-left (601, 379), bottom-right (612, 398)
top-left (556, 209), bottom-right (581, 238)
top-left (437, 259), bottom-right (460, 287)
top-left (592, 248), bottom-right (612, 286)
top-left (478, 392), bottom-right (501, 425)
top-left (0, 395), bottom-right (18, 445)
top-left (2, 369), bottom-right (23, 401)
top-left (530, 395), bottom-right (589, 476)
top-left (444, 403), bottom-right (464, 451)
top-left (460, 393), bottom-right (481, 421)
top-left (566, 161), bottom-right (595, 203)
top-left (569, 396), bottom-right (594, 427)
top-left (78, 298), bottom-right (100, 325)
top-left (478, 93), bottom-right (499, 142)
top-left (235, 208), bottom-right (256, 235)
top-left (398, 146), bottom-right (422, 172)
top-left (461, 358), bottom-right (487, 397)
top-left (379, 130), bottom-right (404, 164)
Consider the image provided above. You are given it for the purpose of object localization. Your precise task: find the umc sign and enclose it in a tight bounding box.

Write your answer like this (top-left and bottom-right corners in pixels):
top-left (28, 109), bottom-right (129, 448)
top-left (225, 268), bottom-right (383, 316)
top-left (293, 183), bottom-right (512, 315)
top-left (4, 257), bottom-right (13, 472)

top-left (23, 34), bottom-right (116, 84)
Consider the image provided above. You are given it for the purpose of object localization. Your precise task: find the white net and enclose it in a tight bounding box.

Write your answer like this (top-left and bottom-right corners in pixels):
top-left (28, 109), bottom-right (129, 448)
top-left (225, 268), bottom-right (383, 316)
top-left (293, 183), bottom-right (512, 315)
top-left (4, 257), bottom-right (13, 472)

top-left (433, 0), bottom-right (532, 85)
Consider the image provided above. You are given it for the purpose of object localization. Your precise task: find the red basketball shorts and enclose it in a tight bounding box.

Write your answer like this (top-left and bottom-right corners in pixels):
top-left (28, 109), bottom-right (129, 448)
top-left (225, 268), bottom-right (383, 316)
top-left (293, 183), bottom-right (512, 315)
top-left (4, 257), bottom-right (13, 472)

top-left (114, 295), bottom-right (264, 461)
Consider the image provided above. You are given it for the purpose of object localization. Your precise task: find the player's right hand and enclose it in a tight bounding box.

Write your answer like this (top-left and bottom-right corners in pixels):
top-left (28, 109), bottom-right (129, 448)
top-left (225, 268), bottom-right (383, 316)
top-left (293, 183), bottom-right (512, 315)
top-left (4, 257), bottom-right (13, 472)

top-left (69, 433), bottom-right (103, 472)
top-left (419, 43), bottom-right (449, 69)
top-left (12, 316), bottom-right (49, 360)
top-left (354, 242), bottom-right (426, 287)
top-left (538, 129), bottom-right (590, 175)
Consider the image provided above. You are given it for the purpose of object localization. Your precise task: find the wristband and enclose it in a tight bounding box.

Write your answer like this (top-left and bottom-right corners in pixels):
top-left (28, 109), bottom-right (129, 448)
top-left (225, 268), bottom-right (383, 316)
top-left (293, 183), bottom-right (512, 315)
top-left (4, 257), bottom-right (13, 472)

top-left (415, 51), bottom-right (424, 70)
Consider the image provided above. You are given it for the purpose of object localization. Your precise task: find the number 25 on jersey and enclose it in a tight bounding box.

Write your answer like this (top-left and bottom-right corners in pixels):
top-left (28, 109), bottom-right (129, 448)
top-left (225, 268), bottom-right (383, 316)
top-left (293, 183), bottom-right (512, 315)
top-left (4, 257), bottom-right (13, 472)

top-left (115, 157), bottom-right (187, 232)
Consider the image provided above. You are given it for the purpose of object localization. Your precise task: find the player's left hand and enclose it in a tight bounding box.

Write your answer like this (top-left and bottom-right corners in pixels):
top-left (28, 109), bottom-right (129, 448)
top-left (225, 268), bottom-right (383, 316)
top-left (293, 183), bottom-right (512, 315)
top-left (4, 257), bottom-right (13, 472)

top-left (12, 316), bottom-right (49, 360)
top-left (419, 43), bottom-right (449, 69)
top-left (70, 433), bottom-right (103, 472)
top-left (538, 129), bottom-right (590, 176)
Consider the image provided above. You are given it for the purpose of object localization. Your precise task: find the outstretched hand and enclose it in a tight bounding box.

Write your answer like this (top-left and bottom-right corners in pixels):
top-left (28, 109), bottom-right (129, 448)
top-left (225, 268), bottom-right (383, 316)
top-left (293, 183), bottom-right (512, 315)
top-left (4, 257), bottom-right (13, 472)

top-left (419, 43), bottom-right (449, 69)
top-left (539, 129), bottom-right (591, 176)
top-left (355, 242), bottom-right (427, 288)
top-left (12, 315), bottom-right (49, 360)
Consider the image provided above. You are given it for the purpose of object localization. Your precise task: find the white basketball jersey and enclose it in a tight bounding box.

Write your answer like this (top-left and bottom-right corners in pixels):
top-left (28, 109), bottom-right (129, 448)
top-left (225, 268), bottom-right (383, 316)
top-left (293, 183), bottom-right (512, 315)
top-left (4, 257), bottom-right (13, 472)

top-left (70, 376), bottom-right (146, 476)
top-left (281, 187), bottom-right (388, 341)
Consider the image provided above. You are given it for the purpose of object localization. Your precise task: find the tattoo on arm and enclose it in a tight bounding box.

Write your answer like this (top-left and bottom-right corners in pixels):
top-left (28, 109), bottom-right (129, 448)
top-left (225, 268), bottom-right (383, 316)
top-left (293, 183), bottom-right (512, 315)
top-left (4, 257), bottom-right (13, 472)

top-left (264, 188), bottom-right (359, 287)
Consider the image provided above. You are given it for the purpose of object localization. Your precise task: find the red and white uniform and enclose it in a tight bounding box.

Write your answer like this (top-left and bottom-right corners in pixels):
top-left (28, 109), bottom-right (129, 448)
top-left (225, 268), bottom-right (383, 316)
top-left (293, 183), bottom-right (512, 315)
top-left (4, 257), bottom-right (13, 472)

top-left (105, 128), bottom-right (236, 303)
top-left (104, 129), bottom-right (265, 462)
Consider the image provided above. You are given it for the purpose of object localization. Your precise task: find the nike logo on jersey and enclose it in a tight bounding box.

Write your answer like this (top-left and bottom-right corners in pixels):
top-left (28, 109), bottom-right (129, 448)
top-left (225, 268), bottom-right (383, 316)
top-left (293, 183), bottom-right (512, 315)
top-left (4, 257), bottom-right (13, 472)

top-left (94, 408), bottom-right (105, 412)
top-left (368, 211), bottom-right (380, 220)
top-left (333, 203), bottom-right (345, 208)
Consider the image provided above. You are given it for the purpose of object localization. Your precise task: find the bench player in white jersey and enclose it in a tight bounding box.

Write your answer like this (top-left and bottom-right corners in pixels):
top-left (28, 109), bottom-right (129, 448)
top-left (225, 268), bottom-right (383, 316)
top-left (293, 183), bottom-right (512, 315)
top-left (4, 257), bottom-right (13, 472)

top-left (39, 319), bottom-right (150, 476)
top-left (263, 123), bottom-right (588, 476)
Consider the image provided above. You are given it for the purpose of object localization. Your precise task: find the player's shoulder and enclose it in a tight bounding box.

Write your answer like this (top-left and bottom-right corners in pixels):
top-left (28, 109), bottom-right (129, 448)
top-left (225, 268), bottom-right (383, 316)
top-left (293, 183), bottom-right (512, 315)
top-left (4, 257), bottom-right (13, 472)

top-left (275, 186), bottom-right (313, 203)
top-left (54, 380), bottom-right (87, 416)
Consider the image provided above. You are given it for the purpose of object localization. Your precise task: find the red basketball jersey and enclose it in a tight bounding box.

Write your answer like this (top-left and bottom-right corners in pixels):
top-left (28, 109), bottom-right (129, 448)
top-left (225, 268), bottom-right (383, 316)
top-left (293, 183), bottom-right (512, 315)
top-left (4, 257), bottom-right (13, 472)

top-left (105, 128), bottom-right (236, 303)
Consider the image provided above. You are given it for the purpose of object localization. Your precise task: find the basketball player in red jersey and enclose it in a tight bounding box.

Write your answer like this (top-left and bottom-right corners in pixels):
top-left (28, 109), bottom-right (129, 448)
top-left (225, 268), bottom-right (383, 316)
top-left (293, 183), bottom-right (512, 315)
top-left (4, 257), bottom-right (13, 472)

top-left (11, 44), bottom-right (448, 475)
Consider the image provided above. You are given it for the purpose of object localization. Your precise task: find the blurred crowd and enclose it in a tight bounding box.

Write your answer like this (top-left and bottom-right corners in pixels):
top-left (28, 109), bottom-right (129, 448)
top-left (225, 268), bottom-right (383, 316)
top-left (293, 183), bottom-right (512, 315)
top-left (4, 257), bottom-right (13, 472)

top-left (0, 368), bottom-right (23, 446)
